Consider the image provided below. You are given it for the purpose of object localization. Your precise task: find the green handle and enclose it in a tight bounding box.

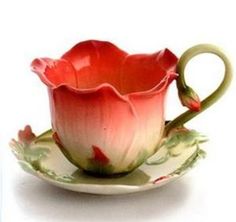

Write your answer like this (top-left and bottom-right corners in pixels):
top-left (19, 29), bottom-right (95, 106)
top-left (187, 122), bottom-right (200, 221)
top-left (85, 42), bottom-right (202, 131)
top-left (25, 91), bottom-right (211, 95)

top-left (165, 44), bottom-right (233, 135)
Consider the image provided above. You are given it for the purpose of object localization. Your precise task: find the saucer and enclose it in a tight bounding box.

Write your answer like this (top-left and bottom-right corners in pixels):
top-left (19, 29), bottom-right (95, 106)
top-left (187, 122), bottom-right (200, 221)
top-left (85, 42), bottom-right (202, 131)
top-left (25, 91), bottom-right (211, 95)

top-left (10, 126), bottom-right (207, 195)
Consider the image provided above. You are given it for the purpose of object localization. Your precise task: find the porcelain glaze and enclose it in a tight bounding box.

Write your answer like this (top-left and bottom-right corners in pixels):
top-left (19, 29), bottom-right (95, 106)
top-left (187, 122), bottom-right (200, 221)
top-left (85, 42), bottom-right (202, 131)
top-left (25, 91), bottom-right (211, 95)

top-left (30, 41), bottom-right (232, 175)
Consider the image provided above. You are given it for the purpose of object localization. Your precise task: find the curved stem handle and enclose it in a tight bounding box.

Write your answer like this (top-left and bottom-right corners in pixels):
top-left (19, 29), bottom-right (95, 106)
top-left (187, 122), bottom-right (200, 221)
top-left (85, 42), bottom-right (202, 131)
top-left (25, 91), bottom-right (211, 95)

top-left (165, 44), bottom-right (233, 135)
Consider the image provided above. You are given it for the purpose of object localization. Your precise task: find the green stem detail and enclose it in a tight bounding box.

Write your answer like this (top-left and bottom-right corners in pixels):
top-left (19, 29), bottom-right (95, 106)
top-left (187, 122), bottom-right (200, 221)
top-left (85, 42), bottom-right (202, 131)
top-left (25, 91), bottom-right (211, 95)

top-left (165, 44), bottom-right (233, 135)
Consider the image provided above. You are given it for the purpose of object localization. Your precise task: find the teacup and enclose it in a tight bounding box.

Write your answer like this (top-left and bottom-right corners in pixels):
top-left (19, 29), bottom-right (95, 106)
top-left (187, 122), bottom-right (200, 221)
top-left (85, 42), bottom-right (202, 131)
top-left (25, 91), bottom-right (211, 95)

top-left (31, 40), bottom-right (232, 176)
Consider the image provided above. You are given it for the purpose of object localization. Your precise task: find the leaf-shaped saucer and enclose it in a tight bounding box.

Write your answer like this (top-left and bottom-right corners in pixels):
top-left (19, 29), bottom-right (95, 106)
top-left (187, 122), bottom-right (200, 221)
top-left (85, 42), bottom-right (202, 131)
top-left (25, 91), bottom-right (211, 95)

top-left (10, 126), bottom-right (207, 195)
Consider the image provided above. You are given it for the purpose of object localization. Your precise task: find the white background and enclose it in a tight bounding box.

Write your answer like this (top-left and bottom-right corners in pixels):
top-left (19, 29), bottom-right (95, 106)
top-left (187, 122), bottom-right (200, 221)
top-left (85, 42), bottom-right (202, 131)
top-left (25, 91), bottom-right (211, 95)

top-left (0, 0), bottom-right (236, 221)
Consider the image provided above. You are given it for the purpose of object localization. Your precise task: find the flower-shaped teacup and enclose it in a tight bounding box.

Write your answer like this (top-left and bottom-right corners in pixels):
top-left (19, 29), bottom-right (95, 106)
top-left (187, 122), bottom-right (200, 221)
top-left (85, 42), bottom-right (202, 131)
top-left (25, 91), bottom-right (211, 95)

top-left (31, 41), bottom-right (232, 176)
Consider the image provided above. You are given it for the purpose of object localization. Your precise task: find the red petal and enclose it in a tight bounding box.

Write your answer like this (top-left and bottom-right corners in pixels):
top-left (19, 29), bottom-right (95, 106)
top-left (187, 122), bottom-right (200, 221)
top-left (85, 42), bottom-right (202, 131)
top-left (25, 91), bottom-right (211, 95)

top-left (18, 125), bottom-right (36, 144)
top-left (120, 49), bottom-right (178, 94)
top-left (31, 58), bottom-right (77, 87)
top-left (62, 40), bottom-right (128, 91)
top-left (188, 100), bottom-right (201, 112)
top-left (32, 40), bottom-right (178, 96)
top-left (61, 40), bottom-right (178, 95)
top-left (91, 145), bottom-right (110, 165)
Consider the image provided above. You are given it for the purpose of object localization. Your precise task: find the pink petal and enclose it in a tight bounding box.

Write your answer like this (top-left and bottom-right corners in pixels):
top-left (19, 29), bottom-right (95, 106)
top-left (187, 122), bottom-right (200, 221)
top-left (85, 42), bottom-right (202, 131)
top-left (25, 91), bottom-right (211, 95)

top-left (118, 71), bottom-right (177, 166)
top-left (49, 84), bottom-right (138, 171)
top-left (121, 90), bottom-right (167, 166)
